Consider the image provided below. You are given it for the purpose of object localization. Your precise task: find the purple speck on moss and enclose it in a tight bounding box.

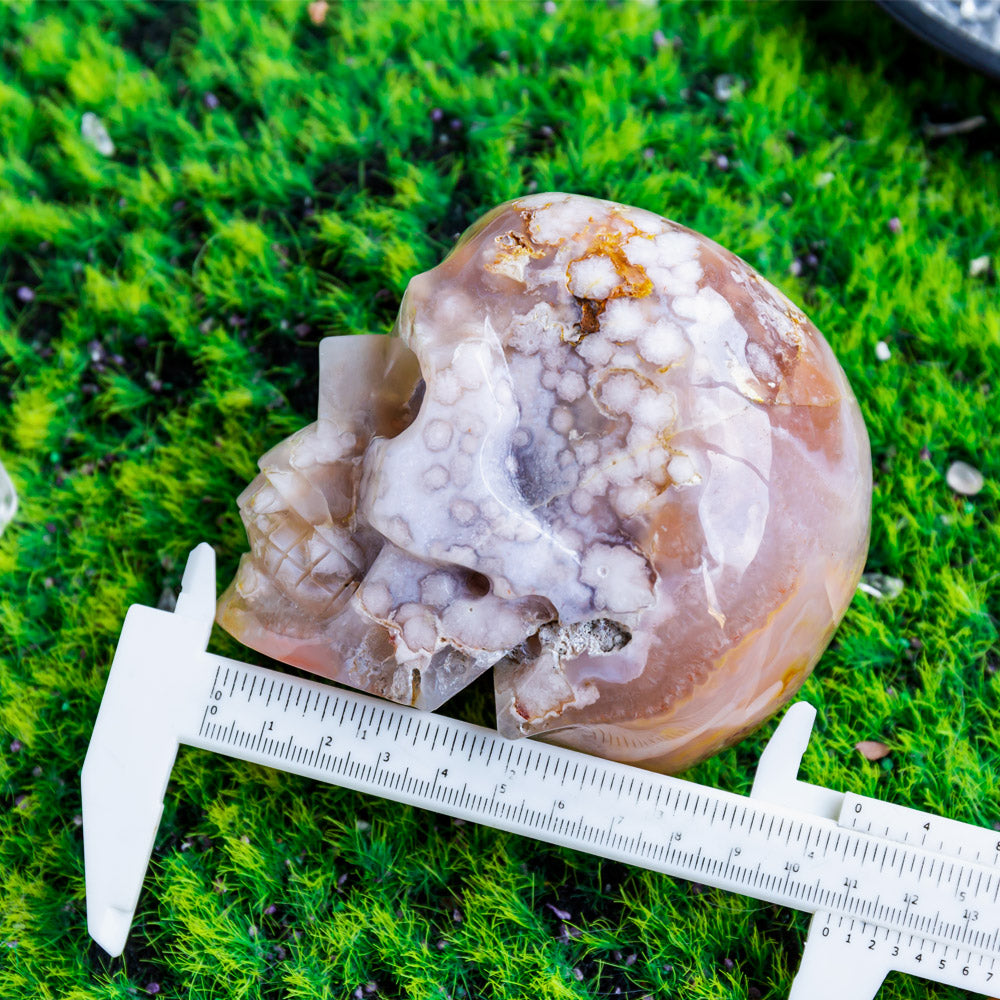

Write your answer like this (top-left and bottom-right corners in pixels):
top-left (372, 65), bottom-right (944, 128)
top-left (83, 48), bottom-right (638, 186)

top-left (888, 216), bottom-right (901, 233)
top-left (10, 739), bottom-right (22, 753)
top-left (146, 983), bottom-right (161, 996)
top-left (264, 904), bottom-right (277, 915)
top-left (16, 287), bottom-right (34, 302)
top-left (431, 108), bottom-right (444, 122)
top-left (204, 92), bottom-right (220, 110)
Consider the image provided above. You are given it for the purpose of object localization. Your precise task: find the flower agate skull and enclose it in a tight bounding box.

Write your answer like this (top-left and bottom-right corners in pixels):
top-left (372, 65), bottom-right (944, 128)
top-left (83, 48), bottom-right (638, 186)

top-left (217, 193), bottom-right (871, 773)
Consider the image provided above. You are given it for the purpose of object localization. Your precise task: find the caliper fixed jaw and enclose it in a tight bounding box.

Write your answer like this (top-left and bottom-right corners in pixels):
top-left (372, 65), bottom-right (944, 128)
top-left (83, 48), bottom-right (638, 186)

top-left (81, 543), bottom-right (216, 957)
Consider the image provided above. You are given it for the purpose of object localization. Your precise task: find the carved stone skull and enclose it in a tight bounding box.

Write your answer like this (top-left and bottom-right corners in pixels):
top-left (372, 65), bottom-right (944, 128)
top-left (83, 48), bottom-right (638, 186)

top-left (217, 193), bottom-right (871, 773)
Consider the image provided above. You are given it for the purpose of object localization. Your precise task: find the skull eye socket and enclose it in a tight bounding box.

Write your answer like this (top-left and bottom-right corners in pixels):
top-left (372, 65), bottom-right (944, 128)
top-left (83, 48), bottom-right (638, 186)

top-left (369, 339), bottom-right (424, 441)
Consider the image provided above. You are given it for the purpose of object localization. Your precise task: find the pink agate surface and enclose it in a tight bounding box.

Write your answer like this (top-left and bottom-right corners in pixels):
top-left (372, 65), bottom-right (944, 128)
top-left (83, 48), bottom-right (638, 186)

top-left (217, 193), bottom-right (871, 773)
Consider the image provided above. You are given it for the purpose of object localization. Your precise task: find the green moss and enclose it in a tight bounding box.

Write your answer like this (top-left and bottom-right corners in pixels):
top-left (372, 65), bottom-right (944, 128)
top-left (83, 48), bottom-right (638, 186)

top-left (1, 1), bottom-right (999, 997)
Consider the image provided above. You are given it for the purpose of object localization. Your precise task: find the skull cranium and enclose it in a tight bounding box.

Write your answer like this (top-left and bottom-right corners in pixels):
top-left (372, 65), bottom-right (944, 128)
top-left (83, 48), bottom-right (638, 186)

top-left (218, 193), bottom-right (870, 772)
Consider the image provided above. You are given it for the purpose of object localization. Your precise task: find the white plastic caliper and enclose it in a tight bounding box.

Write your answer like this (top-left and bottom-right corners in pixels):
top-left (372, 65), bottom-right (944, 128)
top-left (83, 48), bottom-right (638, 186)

top-left (83, 545), bottom-right (1000, 998)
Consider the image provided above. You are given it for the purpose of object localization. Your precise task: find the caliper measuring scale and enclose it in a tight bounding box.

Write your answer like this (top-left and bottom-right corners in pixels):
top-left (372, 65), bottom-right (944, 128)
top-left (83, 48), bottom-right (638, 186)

top-left (82, 545), bottom-right (1000, 999)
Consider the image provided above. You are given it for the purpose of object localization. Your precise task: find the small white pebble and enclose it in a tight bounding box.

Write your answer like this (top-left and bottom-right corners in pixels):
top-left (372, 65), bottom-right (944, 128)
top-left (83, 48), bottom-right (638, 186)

top-left (875, 341), bottom-right (891, 362)
top-left (946, 460), bottom-right (984, 496)
top-left (815, 171), bottom-right (835, 188)
top-left (81, 112), bottom-right (115, 156)
top-left (970, 255), bottom-right (991, 277)
top-left (857, 573), bottom-right (904, 600)
top-left (713, 74), bottom-right (739, 102)
top-left (0, 459), bottom-right (17, 536)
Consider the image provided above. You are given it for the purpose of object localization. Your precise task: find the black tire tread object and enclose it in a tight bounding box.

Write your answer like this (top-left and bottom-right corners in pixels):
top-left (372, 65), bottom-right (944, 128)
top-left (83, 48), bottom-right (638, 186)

top-left (878, 0), bottom-right (1000, 79)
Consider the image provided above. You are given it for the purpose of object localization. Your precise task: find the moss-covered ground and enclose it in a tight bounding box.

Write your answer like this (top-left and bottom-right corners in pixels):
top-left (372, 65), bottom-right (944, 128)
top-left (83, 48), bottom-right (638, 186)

top-left (2, 1), bottom-right (999, 997)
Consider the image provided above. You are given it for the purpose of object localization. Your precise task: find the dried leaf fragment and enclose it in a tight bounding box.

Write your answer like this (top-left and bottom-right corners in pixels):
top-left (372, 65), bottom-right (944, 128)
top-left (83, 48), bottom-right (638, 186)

top-left (856, 740), bottom-right (891, 762)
